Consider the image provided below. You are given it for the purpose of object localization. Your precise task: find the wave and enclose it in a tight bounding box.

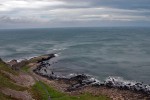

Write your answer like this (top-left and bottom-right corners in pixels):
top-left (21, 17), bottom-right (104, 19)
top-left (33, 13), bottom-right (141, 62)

top-left (52, 48), bottom-right (66, 51)
top-left (16, 56), bottom-right (34, 62)
top-left (104, 76), bottom-right (150, 94)
top-left (54, 53), bottom-right (59, 57)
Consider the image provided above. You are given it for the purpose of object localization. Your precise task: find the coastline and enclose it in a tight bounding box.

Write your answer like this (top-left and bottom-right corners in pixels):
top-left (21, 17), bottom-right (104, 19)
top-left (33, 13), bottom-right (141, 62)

top-left (5, 53), bottom-right (150, 100)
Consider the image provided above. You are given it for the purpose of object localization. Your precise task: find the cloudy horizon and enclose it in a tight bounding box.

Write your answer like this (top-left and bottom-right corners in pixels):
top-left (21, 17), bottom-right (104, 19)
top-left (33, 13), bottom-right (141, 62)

top-left (0, 0), bottom-right (150, 29)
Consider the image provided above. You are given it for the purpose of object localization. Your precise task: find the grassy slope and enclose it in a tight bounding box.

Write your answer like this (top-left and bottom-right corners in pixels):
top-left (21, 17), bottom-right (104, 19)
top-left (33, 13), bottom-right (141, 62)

top-left (0, 59), bottom-right (18, 75)
top-left (21, 65), bottom-right (30, 73)
top-left (0, 72), bottom-right (27, 91)
top-left (0, 59), bottom-right (110, 100)
top-left (0, 60), bottom-right (27, 91)
top-left (30, 81), bottom-right (110, 100)
top-left (0, 60), bottom-right (27, 99)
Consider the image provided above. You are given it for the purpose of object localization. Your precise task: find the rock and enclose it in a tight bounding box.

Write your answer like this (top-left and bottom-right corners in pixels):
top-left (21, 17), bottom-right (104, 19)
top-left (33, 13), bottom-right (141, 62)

top-left (0, 58), bottom-right (3, 62)
top-left (34, 61), bottom-right (102, 91)
top-left (104, 77), bottom-right (150, 94)
top-left (7, 54), bottom-right (56, 71)
top-left (11, 59), bottom-right (28, 70)
top-left (7, 59), bottom-right (18, 67)
top-left (30, 54), bottom-right (55, 63)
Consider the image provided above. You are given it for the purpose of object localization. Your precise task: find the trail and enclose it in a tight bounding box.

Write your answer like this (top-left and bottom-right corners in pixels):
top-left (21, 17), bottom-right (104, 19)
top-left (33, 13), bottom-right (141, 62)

top-left (22, 69), bottom-right (52, 100)
top-left (30, 72), bottom-right (51, 100)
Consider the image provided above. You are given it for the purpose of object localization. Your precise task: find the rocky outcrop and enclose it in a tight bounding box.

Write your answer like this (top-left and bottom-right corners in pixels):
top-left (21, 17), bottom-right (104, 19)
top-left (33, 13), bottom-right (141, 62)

top-left (7, 59), bottom-right (18, 67)
top-left (13, 60), bottom-right (28, 70)
top-left (29, 54), bottom-right (55, 63)
top-left (7, 54), bottom-right (56, 70)
top-left (0, 58), bottom-right (3, 62)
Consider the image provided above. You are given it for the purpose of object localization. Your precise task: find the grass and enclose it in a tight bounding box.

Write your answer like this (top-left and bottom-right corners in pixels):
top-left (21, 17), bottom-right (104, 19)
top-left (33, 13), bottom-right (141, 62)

top-left (0, 60), bottom-right (18, 75)
top-left (31, 81), bottom-right (110, 100)
top-left (0, 60), bottom-right (27, 91)
top-left (0, 59), bottom-right (28, 100)
top-left (21, 65), bottom-right (30, 73)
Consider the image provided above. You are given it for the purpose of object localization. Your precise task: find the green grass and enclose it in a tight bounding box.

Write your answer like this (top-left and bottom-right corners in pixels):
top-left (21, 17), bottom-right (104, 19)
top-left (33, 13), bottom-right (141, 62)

top-left (0, 59), bottom-right (28, 99)
top-left (0, 60), bottom-right (18, 75)
top-left (21, 65), bottom-right (30, 73)
top-left (31, 81), bottom-right (110, 100)
top-left (0, 60), bottom-right (27, 91)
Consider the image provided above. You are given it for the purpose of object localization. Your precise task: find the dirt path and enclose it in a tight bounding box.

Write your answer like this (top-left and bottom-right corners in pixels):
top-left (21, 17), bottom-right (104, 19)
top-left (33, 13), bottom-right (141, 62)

top-left (28, 63), bottom-right (52, 100)
top-left (1, 88), bottom-right (33, 100)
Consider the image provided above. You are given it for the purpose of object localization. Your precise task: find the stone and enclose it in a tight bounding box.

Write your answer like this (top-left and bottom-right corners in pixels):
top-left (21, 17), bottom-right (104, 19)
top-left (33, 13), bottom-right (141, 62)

top-left (7, 59), bottom-right (18, 67)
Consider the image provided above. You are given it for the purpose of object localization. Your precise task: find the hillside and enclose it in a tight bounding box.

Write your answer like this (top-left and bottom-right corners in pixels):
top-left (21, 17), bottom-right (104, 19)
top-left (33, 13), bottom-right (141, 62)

top-left (0, 54), bottom-right (149, 100)
top-left (0, 55), bottom-right (109, 100)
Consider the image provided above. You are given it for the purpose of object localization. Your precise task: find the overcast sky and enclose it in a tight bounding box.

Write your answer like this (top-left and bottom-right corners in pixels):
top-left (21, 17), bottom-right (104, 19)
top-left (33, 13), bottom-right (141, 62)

top-left (0, 0), bottom-right (150, 28)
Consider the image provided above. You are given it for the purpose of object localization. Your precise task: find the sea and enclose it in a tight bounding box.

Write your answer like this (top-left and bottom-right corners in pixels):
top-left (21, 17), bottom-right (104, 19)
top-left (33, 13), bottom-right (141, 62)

top-left (0, 27), bottom-right (150, 84)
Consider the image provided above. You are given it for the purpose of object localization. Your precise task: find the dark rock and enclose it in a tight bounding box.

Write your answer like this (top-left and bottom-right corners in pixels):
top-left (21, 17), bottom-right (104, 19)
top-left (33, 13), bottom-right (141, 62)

top-left (0, 58), bottom-right (3, 62)
top-left (12, 60), bottom-right (28, 70)
top-left (37, 54), bottom-right (55, 63)
top-left (7, 59), bottom-right (18, 67)
top-left (104, 77), bottom-right (150, 94)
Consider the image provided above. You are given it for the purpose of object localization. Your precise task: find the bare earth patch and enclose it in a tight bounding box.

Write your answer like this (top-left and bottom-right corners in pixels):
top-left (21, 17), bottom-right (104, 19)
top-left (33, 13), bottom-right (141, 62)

top-left (79, 86), bottom-right (150, 100)
top-left (1, 70), bottom-right (35, 87)
top-left (1, 88), bottom-right (34, 100)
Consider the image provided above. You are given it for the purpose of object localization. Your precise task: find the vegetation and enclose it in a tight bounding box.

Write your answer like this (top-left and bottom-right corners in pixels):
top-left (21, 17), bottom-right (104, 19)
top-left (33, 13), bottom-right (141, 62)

top-left (0, 59), bottom-right (18, 75)
top-left (31, 81), bottom-right (110, 100)
top-left (0, 72), bottom-right (27, 91)
top-left (0, 61), bottom-right (27, 91)
top-left (21, 65), bottom-right (30, 73)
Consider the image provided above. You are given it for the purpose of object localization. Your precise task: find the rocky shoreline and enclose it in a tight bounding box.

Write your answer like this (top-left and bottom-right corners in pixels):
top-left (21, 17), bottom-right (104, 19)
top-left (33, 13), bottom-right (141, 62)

top-left (33, 56), bottom-right (150, 95)
top-left (6, 53), bottom-right (150, 99)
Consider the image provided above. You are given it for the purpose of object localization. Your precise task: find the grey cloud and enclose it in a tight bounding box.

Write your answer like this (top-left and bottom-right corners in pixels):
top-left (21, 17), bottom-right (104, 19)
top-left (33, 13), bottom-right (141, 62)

top-left (60, 0), bottom-right (150, 10)
top-left (0, 0), bottom-right (150, 28)
top-left (0, 16), bottom-right (49, 23)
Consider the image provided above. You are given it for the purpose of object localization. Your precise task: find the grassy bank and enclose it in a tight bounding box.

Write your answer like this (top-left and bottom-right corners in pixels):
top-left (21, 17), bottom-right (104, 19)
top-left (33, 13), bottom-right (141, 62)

top-left (0, 59), bottom-right (18, 75)
top-left (0, 60), bottom-right (26, 91)
top-left (0, 72), bottom-right (27, 91)
top-left (31, 81), bottom-right (110, 100)
top-left (0, 60), bottom-right (28, 100)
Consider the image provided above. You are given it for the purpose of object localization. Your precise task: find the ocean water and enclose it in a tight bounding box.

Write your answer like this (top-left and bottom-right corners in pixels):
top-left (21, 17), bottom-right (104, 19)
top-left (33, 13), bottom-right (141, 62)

top-left (0, 27), bottom-right (150, 83)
